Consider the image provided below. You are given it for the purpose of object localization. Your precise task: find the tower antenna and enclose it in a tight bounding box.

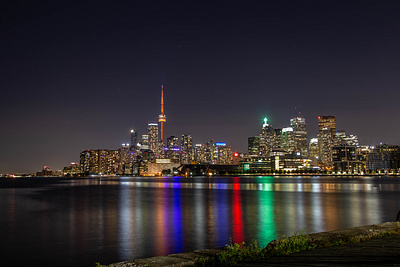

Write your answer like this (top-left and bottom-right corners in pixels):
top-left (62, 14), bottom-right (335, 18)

top-left (158, 85), bottom-right (166, 141)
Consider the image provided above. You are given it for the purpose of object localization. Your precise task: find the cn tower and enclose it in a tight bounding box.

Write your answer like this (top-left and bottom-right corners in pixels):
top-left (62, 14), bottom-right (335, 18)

top-left (158, 85), bottom-right (166, 141)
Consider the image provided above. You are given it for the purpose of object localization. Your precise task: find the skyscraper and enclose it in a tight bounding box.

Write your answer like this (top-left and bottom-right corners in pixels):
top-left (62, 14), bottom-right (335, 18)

top-left (309, 138), bottom-right (319, 166)
top-left (181, 134), bottom-right (193, 164)
top-left (158, 85), bottom-right (166, 142)
top-left (130, 129), bottom-right (137, 148)
top-left (259, 117), bottom-right (279, 158)
top-left (290, 117), bottom-right (308, 157)
top-left (194, 144), bottom-right (206, 163)
top-left (318, 115), bottom-right (336, 170)
top-left (281, 127), bottom-right (295, 154)
top-left (166, 136), bottom-right (180, 163)
top-left (318, 116), bottom-right (336, 136)
top-left (248, 136), bottom-right (260, 159)
top-left (148, 122), bottom-right (159, 154)
top-left (141, 134), bottom-right (149, 150)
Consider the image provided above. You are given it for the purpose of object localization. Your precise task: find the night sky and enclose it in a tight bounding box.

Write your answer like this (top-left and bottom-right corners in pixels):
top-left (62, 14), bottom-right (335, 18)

top-left (1, 0), bottom-right (400, 173)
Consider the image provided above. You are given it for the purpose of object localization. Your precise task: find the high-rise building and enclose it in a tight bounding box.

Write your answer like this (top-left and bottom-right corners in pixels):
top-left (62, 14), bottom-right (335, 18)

top-left (309, 138), bottom-right (319, 166)
top-left (130, 129), bottom-right (138, 148)
top-left (248, 136), bottom-right (260, 159)
top-left (141, 134), bottom-right (149, 150)
top-left (148, 122), bottom-right (159, 154)
top-left (290, 117), bottom-right (308, 157)
top-left (332, 145), bottom-right (362, 173)
top-left (158, 85), bottom-right (166, 142)
top-left (281, 127), bottom-right (295, 154)
top-left (335, 130), bottom-right (359, 146)
top-left (318, 115), bottom-right (336, 170)
top-left (369, 145), bottom-right (400, 171)
top-left (80, 149), bottom-right (121, 175)
top-left (259, 117), bottom-right (279, 158)
top-left (206, 139), bottom-right (215, 163)
top-left (181, 134), bottom-right (193, 164)
top-left (121, 143), bottom-right (136, 174)
top-left (194, 144), bottom-right (207, 163)
top-left (318, 127), bottom-right (334, 170)
top-left (318, 116), bottom-right (336, 136)
top-left (215, 142), bottom-right (232, 165)
top-left (166, 136), bottom-right (180, 163)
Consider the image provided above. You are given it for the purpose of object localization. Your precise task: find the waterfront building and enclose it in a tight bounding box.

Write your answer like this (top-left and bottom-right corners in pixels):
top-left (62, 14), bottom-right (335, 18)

top-left (356, 145), bottom-right (372, 171)
top-left (36, 166), bottom-right (54, 176)
top-left (148, 122), bottom-right (159, 155)
top-left (270, 152), bottom-right (312, 172)
top-left (80, 149), bottom-right (121, 175)
top-left (290, 117), bottom-right (308, 157)
top-left (147, 161), bottom-right (180, 175)
top-left (181, 134), bottom-right (193, 164)
top-left (121, 143), bottom-right (137, 174)
top-left (62, 162), bottom-right (80, 176)
top-left (369, 144), bottom-right (400, 172)
top-left (332, 145), bottom-right (364, 173)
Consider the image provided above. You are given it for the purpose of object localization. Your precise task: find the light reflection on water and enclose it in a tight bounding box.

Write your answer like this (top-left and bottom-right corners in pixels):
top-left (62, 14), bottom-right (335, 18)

top-left (0, 176), bottom-right (399, 267)
top-left (88, 179), bottom-right (400, 192)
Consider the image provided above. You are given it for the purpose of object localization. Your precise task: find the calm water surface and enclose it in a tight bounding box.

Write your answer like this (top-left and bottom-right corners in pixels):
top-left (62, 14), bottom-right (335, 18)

top-left (0, 176), bottom-right (399, 266)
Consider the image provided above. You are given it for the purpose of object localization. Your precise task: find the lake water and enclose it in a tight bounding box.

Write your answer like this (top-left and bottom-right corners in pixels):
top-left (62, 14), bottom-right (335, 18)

top-left (0, 176), bottom-right (399, 266)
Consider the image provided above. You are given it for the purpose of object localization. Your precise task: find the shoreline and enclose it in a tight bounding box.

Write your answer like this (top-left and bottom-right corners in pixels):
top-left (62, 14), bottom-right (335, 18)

top-left (103, 221), bottom-right (400, 267)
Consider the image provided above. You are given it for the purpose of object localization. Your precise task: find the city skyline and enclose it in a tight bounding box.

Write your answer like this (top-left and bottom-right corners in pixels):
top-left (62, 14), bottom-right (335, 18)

top-left (1, 1), bottom-right (400, 173)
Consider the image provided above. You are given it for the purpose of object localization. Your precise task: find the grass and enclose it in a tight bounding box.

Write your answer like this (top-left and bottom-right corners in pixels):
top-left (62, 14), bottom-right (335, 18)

top-left (195, 223), bottom-right (400, 266)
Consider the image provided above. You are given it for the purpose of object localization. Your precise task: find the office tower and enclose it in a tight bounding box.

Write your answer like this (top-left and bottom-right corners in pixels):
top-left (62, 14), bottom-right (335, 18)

top-left (206, 139), bottom-right (215, 163)
top-left (130, 129), bottom-right (138, 148)
top-left (121, 143), bottom-right (136, 174)
top-left (121, 143), bottom-right (136, 163)
top-left (318, 127), bottom-right (334, 169)
top-left (318, 115), bottom-right (336, 170)
top-left (181, 134), bottom-right (193, 164)
top-left (166, 136), bottom-right (180, 163)
top-left (274, 128), bottom-right (282, 147)
top-left (194, 144), bottom-right (206, 163)
top-left (318, 116), bottom-right (336, 136)
top-left (290, 117), bottom-right (308, 157)
top-left (215, 142), bottom-right (232, 165)
top-left (309, 138), bottom-right (319, 166)
top-left (248, 136), bottom-right (260, 159)
top-left (158, 85), bottom-right (166, 141)
top-left (148, 122), bottom-right (159, 154)
top-left (141, 134), bottom-right (149, 150)
top-left (259, 117), bottom-right (279, 158)
top-left (281, 127), bottom-right (295, 154)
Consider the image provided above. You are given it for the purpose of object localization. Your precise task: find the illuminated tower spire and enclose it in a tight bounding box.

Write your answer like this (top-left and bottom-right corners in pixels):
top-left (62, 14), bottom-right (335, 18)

top-left (158, 85), bottom-right (166, 141)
